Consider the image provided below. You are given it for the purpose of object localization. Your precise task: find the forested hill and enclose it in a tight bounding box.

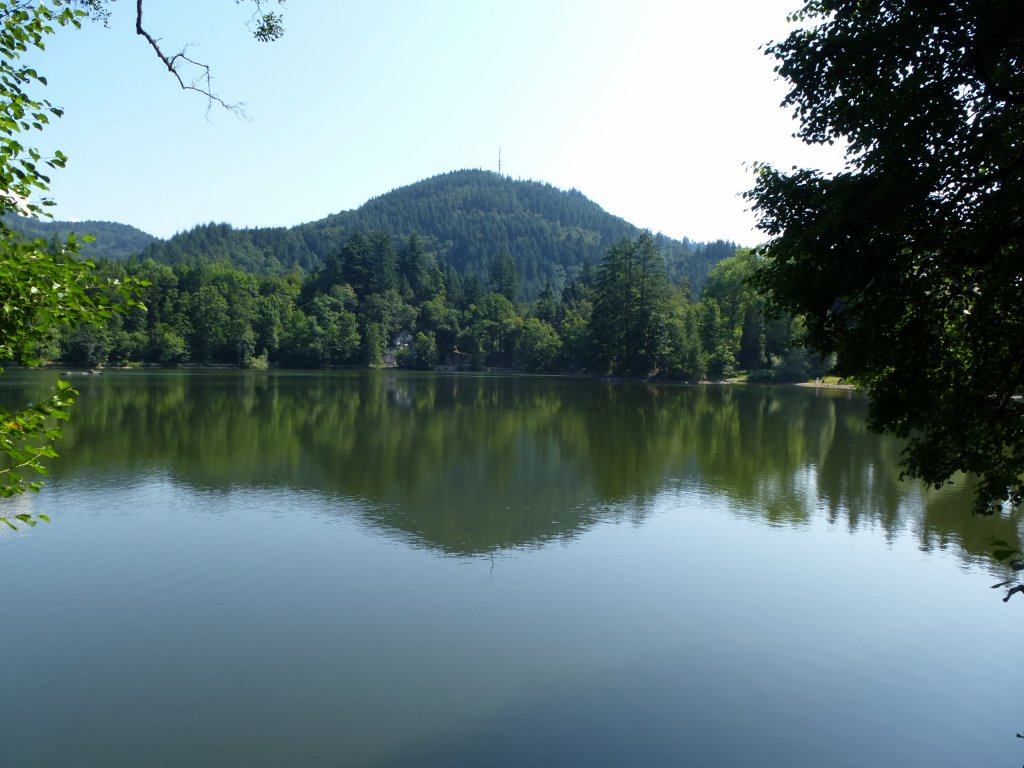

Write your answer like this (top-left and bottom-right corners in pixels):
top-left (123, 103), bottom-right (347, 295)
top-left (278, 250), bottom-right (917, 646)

top-left (137, 170), bottom-right (735, 298)
top-left (2, 215), bottom-right (157, 261)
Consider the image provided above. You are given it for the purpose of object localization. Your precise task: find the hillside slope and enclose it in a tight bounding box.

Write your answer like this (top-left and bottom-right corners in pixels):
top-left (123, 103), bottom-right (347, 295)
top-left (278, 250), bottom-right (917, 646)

top-left (139, 170), bottom-right (735, 297)
top-left (2, 215), bottom-right (157, 261)
top-left (10, 171), bottom-right (734, 299)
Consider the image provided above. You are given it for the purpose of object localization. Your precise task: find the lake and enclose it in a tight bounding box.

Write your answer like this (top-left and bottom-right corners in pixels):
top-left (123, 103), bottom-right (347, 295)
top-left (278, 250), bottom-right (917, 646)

top-left (1, 369), bottom-right (1021, 767)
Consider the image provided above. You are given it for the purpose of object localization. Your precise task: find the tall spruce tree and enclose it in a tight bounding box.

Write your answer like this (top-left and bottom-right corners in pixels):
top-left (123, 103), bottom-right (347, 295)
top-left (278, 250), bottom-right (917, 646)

top-left (592, 234), bottom-right (671, 375)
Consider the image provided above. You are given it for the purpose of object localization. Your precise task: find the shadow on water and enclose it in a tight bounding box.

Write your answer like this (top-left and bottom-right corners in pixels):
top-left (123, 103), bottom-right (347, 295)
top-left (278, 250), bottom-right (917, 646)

top-left (3, 369), bottom-right (1020, 569)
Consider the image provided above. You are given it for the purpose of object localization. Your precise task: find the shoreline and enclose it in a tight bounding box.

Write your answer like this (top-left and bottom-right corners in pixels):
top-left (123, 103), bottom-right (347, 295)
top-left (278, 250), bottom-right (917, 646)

top-left (34, 362), bottom-right (861, 390)
top-left (794, 380), bottom-right (857, 390)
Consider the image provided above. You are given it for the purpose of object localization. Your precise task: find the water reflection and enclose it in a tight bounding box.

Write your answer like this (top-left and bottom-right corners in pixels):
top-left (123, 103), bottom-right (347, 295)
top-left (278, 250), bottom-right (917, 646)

top-left (4, 369), bottom-right (1019, 565)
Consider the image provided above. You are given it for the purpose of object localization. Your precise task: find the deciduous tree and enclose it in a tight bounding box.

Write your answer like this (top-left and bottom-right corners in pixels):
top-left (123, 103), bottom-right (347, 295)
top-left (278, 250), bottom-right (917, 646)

top-left (746, 0), bottom-right (1024, 513)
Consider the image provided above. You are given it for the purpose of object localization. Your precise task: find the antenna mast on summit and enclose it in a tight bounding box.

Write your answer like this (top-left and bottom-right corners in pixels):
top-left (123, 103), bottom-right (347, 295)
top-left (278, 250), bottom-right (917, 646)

top-left (498, 147), bottom-right (502, 176)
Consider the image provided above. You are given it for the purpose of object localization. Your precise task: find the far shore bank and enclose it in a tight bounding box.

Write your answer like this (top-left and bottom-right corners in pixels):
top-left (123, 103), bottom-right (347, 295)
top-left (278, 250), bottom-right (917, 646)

top-left (34, 363), bottom-right (861, 391)
top-left (794, 380), bottom-right (857, 390)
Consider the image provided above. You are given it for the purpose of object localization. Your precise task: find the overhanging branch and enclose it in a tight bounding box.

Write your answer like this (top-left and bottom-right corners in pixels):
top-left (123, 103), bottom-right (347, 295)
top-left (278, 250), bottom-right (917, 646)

top-left (134, 0), bottom-right (246, 116)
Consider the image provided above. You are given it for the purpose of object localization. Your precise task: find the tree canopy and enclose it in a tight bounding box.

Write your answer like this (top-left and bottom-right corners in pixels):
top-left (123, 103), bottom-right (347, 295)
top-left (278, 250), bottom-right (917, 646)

top-left (746, 0), bottom-right (1024, 513)
top-left (136, 170), bottom-right (732, 301)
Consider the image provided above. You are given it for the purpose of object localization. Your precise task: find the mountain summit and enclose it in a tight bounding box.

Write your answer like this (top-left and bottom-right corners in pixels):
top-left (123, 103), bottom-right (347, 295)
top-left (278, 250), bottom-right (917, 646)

top-left (13, 170), bottom-right (736, 299)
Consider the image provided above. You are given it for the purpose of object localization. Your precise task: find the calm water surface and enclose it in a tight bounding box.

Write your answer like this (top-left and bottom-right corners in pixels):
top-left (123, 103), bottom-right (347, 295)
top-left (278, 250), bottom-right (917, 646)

top-left (1, 370), bottom-right (1021, 767)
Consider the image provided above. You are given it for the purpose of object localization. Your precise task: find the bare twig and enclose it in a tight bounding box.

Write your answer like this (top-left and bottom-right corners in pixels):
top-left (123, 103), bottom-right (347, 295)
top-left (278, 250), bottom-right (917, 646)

top-left (134, 0), bottom-right (246, 117)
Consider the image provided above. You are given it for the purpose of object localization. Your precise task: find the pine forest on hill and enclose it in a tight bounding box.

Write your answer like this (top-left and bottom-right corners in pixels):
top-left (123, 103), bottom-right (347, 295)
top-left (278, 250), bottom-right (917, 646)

top-left (135, 170), bottom-right (734, 299)
top-left (1, 215), bottom-right (157, 261)
top-left (7, 170), bottom-right (831, 382)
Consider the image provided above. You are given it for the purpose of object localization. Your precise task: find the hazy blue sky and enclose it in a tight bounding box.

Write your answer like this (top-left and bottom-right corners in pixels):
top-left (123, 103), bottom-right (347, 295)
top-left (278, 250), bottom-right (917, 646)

top-left (30, 0), bottom-right (843, 244)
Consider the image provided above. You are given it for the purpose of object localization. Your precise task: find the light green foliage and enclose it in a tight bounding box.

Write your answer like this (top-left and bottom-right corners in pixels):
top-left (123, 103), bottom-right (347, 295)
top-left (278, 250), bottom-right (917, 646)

top-left (517, 317), bottom-right (562, 372)
top-left (557, 304), bottom-right (592, 371)
top-left (0, 375), bottom-right (75, 534)
top-left (361, 289), bottom-right (416, 340)
top-left (362, 323), bottom-right (385, 368)
top-left (0, 378), bottom-right (74, 502)
top-left (150, 323), bottom-right (188, 365)
top-left (662, 289), bottom-right (705, 381)
top-left (747, 0), bottom-right (1024, 513)
top-left (699, 299), bottom-right (737, 380)
top-left (460, 292), bottom-right (522, 368)
top-left (278, 294), bottom-right (359, 368)
top-left (413, 331), bottom-right (438, 369)
top-left (417, 295), bottom-right (460, 359)
top-left (310, 294), bottom-right (360, 365)
top-left (689, 248), bottom-right (831, 382)
top-left (1, 1), bottom-right (79, 218)
top-left (188, 284), bottom-right (230, 364)
top-left (701, 250), bottom-right (759, 369)
top-left (1, 1), bottom-right (143, 511)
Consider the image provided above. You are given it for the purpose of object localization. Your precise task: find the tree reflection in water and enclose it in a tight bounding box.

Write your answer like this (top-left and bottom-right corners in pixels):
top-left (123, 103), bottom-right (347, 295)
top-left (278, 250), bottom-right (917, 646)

top-left (10, 369), bottom-right (1019, 576)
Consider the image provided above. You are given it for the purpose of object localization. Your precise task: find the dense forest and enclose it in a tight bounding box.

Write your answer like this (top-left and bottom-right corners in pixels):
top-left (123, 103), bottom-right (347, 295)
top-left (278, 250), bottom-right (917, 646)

top-left (9, 171), bottom-right (733, 301)
top-left (32, 230), bottom-right (830, 383)
top-left (135, 170), bottom-right (734, 299)
top-left (1, 214), bottom-right (156, 261)
top-left (7, 170), bottom-right (829, 381)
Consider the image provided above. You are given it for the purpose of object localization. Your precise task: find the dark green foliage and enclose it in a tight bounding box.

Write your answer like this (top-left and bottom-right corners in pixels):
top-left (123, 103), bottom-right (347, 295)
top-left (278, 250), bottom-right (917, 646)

top-left (532, 281), bottom-right (559, 326)
top-left (747, 0), bottom-right (1024, 513)
top-left (489, 251), bottom-right (520, 303)
top-left (140, 221), bottom-right (289, 274)
top-left (517, 317), bottom-right (562, 372)
top-left (1, 214), bottom-right (157, 260)
top-left (63, 323), bottom-right (111, 367)
top-left (398, 234), bottom-right (442, 303)
top-left (136, 170), bottom-right (733, 300)
top-left (339, 231), bottom-right (372, 298)
top-left (592, 234), bottom-right (671, 375)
